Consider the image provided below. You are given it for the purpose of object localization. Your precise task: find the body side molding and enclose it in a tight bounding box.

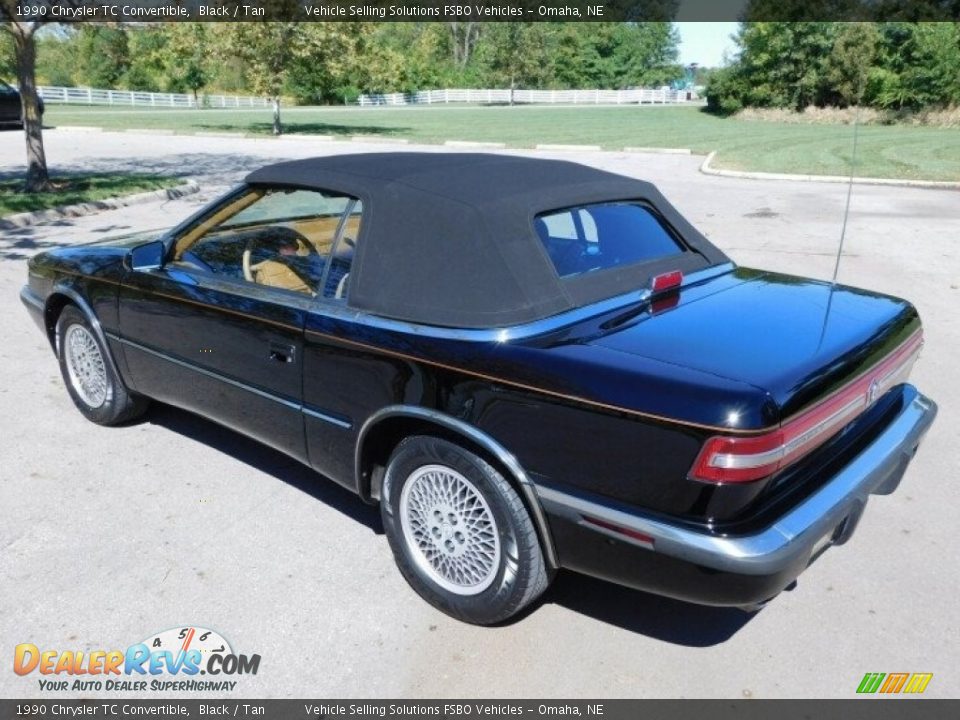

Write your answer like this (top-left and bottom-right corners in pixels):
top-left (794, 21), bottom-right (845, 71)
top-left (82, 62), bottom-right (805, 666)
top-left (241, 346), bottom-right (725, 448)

top-left (107, 333), bottom-right (352, 429)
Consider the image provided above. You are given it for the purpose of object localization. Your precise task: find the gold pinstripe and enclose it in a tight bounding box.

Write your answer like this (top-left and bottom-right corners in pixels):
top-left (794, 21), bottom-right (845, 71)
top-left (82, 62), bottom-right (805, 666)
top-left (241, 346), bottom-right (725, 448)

top-left (49, 269), bottom-right (921, 436)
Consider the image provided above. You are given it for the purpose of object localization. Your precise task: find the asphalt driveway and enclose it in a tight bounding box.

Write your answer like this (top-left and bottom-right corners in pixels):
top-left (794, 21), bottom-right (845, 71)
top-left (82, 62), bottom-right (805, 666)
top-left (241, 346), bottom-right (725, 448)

top-left (1, 128), bottom-right (958, 698)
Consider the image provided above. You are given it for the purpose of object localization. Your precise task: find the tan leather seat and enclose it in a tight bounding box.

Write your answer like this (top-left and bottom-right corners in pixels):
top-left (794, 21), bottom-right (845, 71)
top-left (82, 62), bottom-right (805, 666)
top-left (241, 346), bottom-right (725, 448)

top-left (251, 259), bottom-right (312, 295)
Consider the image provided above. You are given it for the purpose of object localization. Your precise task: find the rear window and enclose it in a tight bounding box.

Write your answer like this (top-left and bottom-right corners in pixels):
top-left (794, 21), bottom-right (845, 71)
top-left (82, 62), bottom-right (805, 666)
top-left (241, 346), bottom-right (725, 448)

top-left (534, 202), bottom-right (684, 278)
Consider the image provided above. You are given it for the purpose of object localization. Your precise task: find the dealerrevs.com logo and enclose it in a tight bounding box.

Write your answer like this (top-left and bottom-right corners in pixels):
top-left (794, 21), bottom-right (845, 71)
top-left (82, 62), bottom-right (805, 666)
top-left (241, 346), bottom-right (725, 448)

top-left (14, 626), bottom-right (260, 692)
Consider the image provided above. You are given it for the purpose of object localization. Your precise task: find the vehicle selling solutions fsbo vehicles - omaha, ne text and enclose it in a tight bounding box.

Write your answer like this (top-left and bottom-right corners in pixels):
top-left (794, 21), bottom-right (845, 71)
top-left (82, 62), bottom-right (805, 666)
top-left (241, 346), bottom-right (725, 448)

top-left (20, 153), bottom-right (937, 624)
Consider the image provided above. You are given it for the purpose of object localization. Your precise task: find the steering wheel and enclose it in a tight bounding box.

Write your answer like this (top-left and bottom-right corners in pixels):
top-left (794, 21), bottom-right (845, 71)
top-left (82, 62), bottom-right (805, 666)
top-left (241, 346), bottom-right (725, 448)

top-left (241, 227), bottom-right (319, 284)
top-left (334, 272), bottom-right (350, 299)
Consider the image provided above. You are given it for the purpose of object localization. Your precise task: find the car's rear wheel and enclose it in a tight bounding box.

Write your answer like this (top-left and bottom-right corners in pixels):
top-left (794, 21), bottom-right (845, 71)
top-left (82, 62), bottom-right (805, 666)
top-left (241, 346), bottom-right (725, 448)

top-left (381, 435), bottom-right (551, 625)
top-left (56, 305), bottom-right (149, 425)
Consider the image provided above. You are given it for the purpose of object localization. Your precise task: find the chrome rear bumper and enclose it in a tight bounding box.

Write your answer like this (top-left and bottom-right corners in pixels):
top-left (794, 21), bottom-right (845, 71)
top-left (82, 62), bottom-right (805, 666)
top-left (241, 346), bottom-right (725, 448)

top-left (537, 385), bottom-right (937, 576)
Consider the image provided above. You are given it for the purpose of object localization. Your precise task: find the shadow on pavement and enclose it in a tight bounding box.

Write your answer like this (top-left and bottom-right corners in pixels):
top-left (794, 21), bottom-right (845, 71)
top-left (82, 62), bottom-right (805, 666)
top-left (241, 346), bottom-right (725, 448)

top-left (538, 571), bottom-right (755, 646)
top-left (0, 150), bottom-right (261, 261)
top-left (0, 222), bottom-right (72, 261)
top-left (0, 151), bottom-right (273, 187)
top-left (125, 404), bottom-right (754, 643)
top-left (145, 402), bottom-right (384, 535)
top-left (196, 122), bottom-right (411, 137)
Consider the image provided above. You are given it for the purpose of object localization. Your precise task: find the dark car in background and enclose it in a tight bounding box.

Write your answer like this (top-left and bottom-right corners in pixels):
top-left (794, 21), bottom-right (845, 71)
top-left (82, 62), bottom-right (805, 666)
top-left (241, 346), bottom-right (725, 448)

top-left (20, 153), bottom-right (937, 625)
top-left (1, 80), bottom-right (43, 128)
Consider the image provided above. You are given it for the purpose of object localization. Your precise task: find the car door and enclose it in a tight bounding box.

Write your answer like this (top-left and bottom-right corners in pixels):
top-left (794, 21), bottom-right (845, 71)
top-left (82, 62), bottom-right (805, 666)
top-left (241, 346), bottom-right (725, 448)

top-left (117, 185), bottom-right (355, 463)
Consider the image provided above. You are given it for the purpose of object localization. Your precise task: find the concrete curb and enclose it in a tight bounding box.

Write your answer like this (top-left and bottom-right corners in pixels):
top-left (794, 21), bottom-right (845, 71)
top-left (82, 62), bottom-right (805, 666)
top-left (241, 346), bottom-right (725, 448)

top-left (351, 136), bottom-right (409, 144)
top-left (194, 131), bottom-right (248, 138)
top-left (275, 133), bottom-right (334, 141)
top-left (123, 128), bottom-right (176, 135)
top-left (535, 143), bottom-right (602, 152)
top-left (700, 151), bottom-right (960, 189)
top-left (0, 179), bottom-right (201, 230)
top-left (444, 140), bottom-right (507, 149)
top-left (623, 146), bottom-right (692, 155)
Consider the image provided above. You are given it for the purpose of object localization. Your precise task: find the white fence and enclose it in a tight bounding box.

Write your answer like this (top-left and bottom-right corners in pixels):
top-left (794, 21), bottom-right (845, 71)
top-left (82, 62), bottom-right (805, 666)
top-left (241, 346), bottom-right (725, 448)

top-left (34, 84), bottom-right (688, 109)
top-left (358, 87), bottom-right (690, 106)
top-left (37, 86), bottom-right (271, 109)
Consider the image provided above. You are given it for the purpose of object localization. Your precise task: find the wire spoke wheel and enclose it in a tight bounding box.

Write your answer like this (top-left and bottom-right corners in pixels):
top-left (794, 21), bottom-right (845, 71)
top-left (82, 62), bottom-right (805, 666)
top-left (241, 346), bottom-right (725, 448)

top-left (399, 464), bottom-right (501, 596)
top-left (64, 324), bottom-right (108, 409)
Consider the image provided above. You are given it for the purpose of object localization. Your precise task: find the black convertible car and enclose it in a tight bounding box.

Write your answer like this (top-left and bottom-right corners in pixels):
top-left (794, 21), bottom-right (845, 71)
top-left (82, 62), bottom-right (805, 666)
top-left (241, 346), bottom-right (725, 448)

top-left (0, 80), bottom-right (42, 128)
top-left (21, 153), bottom-right (936, 624)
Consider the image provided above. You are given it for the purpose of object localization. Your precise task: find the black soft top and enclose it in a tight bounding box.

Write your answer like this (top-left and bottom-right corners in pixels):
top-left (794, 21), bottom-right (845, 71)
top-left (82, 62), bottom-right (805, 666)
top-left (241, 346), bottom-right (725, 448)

top-left (246, 153), bottom-right (729, 328)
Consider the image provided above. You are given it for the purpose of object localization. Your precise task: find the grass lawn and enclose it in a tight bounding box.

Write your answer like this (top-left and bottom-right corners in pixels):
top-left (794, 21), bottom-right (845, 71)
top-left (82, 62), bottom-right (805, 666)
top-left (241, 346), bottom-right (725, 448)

top-left (0, 173), bottom-right (182, 217)
top-left (45, 104), bottom-right (960, 181)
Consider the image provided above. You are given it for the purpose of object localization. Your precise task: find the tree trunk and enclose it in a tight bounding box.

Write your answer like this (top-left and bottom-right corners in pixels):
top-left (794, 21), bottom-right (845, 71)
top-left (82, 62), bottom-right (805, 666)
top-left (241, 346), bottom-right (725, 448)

top-left (272, 97), bottom-right (281, 135)
top-left (13, 26), bottom-right (50, 192)
top-left (463, 23), bottom-right (478, 68)
top-left (448, 22), bottom-right (478, 69)
top-left (509, 76), bottom-right (515, 106)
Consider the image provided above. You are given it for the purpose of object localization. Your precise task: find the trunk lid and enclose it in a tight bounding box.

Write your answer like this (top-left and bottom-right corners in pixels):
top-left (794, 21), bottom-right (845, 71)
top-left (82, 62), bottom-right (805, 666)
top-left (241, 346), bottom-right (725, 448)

top-left (589, 267), bottom-right (921, 426)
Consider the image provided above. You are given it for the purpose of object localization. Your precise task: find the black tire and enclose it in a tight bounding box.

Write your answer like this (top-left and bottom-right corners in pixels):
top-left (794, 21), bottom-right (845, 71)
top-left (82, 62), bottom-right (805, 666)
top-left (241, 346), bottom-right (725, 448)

top-left (381, 435), bottom-right (551, 625)
top-left (55, 305), bottom-right (149, 425)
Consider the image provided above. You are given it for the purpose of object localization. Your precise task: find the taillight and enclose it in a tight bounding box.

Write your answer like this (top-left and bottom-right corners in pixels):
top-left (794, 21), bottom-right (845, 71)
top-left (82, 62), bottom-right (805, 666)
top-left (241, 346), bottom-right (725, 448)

top-left (690, 330), bottom-right (924, 484)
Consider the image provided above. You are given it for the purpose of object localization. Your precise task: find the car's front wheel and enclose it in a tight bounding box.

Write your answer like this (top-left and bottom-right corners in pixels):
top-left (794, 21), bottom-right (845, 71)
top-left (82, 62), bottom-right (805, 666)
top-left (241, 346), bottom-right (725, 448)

top-left (56, 305), bottom-right (149, 425)
top-left (381, 435), bottom-right (551, 625)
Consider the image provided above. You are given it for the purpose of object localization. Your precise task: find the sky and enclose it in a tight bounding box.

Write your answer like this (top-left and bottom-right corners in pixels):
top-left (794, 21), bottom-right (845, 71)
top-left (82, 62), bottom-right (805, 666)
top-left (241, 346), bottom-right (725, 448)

top-left (676, 22), bottom-right (740, 68)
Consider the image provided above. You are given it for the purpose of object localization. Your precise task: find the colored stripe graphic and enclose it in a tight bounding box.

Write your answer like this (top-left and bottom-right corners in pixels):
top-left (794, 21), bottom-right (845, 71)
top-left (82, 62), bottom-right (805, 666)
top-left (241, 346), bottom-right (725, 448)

top-left (856, 672), bottom-right (933, 694)
top-left (880, 673), bottom-right (909, 693)
top-left (903, 673), bottom-right (933, 694)
top-left (857, 673), bottom-right (885, 694)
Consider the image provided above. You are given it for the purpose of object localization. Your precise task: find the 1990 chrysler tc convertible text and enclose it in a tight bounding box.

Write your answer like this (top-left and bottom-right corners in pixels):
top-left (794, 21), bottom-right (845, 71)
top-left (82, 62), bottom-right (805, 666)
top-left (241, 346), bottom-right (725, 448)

top-left (20, 154), bottom-right (937, 624)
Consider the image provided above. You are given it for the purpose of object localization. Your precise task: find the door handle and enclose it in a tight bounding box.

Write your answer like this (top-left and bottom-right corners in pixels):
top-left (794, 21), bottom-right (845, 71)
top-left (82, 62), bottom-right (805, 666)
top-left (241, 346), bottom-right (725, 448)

top-left (268, 342), bottom-right (296, 364)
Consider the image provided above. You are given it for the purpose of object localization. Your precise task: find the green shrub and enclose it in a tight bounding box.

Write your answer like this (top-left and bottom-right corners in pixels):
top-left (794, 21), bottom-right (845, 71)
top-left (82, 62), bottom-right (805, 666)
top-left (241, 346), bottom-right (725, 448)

top-left (705, 67), bottom-right (747, 116)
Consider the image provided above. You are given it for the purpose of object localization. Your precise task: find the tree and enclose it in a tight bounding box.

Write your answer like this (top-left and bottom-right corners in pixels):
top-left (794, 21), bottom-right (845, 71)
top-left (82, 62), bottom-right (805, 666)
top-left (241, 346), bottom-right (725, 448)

top-left (822, 23), bottom-right (879, 107)
top-left (705, 22), bottom-right (836, 112)
top-left (219, 17), bottom-right (304, 134)
top-left (0, 25), bottom-right (13, 77)
top-left (893, 22), bottom-right (960, 109)
top-left (286, 23), bottom-right (368, 102)
top-left (447, 22), bottom-right (480, 69)
top-left (164, 23), bottom-right (209, 105)
top-left (616, 22), bottom-right (682, 87)
top-left (706, 20), bottom-right (960, 114)
top-left (480, 24), bottom-right (550, 103)
top-left (36, 27), bottom-right (80, 88)
top-left (534, 23), bottom-right (681, 90)
top-left (0, 0), bottom-right (56, 191)
top-left (124, 26), bottom-right (169, 92)
top-left (77, 25), bottom-right (129, 89)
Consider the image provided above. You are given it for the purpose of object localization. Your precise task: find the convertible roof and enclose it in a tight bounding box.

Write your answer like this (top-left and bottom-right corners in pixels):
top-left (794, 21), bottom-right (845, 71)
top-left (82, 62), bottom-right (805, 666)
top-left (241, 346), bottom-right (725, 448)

top-left (246, 153), bottom-right (729, 328)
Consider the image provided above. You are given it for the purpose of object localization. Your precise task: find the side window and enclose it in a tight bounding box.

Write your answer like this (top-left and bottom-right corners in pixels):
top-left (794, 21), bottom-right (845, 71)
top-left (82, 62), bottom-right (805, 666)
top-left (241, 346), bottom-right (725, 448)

top-left (322, 200), bottom-right (363, 301)
top-left (171, 187), bottom-right (360, 297)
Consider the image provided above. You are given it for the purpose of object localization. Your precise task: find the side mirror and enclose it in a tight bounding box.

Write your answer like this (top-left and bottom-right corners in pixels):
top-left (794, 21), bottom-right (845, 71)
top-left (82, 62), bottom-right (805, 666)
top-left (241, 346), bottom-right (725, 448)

top-left (126, 240), bottom-right (166, 272)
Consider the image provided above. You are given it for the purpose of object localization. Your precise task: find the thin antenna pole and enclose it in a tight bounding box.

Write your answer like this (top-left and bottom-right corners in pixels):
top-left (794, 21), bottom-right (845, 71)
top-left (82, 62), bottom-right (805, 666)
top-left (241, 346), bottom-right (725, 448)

top-left (832, 106), bottom-right (862, 284)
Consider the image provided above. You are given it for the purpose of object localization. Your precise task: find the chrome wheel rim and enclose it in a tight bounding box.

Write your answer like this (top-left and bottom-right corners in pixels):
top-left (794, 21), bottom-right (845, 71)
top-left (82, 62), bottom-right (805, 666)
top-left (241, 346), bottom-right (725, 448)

top-left (399, 464), bottom-right (501, 596)
top-left (64, 324), bottom-right (107, 409)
